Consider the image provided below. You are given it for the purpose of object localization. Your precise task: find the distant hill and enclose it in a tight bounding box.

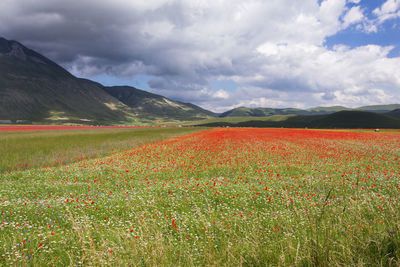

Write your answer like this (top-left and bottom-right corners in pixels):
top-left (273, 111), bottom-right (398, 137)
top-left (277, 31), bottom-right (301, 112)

top-left (357, 104), bottom-right (400, 113)
top-left (306, 106), bottom-right (351, 114)
top-left (103, 86), bottom-right (216, 121)
top-left (386, 109), bottom-right (400, 119)
top-left (184, 114), bottom-right (296, 125)
top-left (0, 37), bottom-right (215, 124)
top-left (219, 104), bottom-right (400, 119)
top-left (219, 106), bottom-right (353, 118)
top-left (304, 111), bottom-right (400, 129)
top-left (198, 111), bottom-right (400, 129)
top-left (219, 107), bottom-right (307, 117)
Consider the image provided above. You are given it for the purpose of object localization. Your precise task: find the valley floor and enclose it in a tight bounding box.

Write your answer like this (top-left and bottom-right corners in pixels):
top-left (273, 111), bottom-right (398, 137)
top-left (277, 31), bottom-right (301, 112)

top-left (0, 127), bottom-right (205, 173)
top-left (1, 128), bottom-right (399, 265)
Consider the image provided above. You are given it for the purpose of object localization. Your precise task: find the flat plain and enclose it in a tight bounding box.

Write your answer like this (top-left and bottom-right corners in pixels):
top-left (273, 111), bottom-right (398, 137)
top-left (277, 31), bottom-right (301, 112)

top-left (0, 127), bottom-right (399, 266)
top-left (0, 126), bottom-right (204, 173)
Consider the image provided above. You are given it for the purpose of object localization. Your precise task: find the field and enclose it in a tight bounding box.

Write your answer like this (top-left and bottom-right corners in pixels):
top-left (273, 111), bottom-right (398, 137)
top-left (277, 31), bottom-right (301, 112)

top-left (184, 115), bottom-right (296, 125)
top-left (1, 128), bottom-right (399, 266)
top-left (0, 126), bottom-right (205, 173)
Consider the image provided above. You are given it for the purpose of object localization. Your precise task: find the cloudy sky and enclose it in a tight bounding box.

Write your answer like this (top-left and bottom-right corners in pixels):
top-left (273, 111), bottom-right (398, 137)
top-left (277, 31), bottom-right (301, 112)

top-left (1, 0), bottom-right (400, 112)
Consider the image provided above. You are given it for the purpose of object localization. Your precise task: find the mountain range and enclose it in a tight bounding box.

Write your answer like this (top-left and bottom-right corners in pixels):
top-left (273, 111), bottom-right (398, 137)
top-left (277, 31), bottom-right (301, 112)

top-left (0, 37), bottom-right (215, 124)
top-left (1, 36), bottom-right (400, 128)
top-left (197, 111), bottom-right (400, 129)
top-left (219, 104), bottom-right (400, 117)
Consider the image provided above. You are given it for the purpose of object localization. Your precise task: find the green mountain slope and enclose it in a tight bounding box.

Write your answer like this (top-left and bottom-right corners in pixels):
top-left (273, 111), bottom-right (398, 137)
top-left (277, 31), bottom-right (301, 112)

top-left (386, 109), bottom-right (400, 119)
top-left (198, 111), bottom-right (400, 129)
top-left (357, 104), bottom-right (400, 113)
top-left (219, 107), bottom-right (307, 117)
top-left (219, 105), bottom-right (400, 119)
top-left (220, 106), bottom-right (352, 117)
top-left (305, 111), bottom-right (400, 128)
top-left (186, 114), bottom-right (296, 125)
top-left (103, 86), bottom-right (216, 121)
top-left (0, 37), bottom-right (216, 124)
top-left (306, 106), bottom-right (351, 114)
top-left (0, 37), bottom-right (132, 123)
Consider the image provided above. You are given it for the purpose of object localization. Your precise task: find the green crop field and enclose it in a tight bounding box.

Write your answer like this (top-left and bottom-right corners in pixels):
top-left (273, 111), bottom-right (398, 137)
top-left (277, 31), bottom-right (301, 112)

top-left (0, 127), bottom-right (205, 173)
top-left (1, 127), bottom-right (399, 266)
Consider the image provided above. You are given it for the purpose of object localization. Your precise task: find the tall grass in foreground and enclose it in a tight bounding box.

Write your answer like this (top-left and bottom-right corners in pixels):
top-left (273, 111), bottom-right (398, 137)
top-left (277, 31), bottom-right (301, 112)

top-left (0, 127), bottom-right (205, 173)
top-left (0, 128), bottom-right (399, 266)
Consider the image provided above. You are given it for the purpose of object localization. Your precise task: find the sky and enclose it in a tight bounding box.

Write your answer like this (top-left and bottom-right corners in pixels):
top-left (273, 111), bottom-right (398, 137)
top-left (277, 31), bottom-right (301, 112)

top-left (0, 0), bottom-right (400, 112)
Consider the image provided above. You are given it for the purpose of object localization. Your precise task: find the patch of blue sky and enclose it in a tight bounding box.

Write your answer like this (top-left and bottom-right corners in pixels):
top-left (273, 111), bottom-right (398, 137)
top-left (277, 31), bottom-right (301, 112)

top-left (318, 0), bottom-right (381, 11)
top-left (325, 22), bottom-right (400, 57)
top-left (91, 74), bottom-right (152, 89)
top-left (325, 0), bottom-right (400, 58)
top-left (348, 0), bottom-right (383, 18)
top-left (209, 79), bottom-right (239, 93)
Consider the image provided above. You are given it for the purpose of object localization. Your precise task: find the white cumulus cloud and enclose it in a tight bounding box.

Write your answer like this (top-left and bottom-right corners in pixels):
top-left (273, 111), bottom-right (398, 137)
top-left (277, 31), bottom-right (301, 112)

top-left (342, 6), bottom-right (365, 28)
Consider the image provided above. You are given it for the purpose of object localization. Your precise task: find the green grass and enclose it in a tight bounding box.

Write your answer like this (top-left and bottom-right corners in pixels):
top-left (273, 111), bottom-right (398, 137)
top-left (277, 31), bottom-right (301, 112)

top-left (0, 127), bottom-right (206, 173)
top-left (1, 128), bottom-right (399, 266)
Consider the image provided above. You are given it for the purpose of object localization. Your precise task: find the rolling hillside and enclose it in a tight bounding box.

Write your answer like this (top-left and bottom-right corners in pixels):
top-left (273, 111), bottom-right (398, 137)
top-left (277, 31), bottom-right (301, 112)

top-left (357, 104), bottom-right (400, 113)
top-left (305, 111), bottom-right (400, 129)
top-left (219, 107), bottom-right (307, 117)
top-left (0, 37), bottom-right (133, 123)
top-left (103, 86), bottom-right (216, 121)
top-left (0, 37), bottom-right (215, 124)
top-left (306, 106), bottom-right (351, 114)
top-left (197, 111), bottom-right (400, 129)
top-left (387, 109), bottom-right (400, 119)
top-left (220, 105), bottom-right (400, 118)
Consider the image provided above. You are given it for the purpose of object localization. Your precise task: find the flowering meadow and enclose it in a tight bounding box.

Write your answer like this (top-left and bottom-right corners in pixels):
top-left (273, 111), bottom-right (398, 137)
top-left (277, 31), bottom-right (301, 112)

top-left (0, 125), bottom-right (149, 132)
top-left (0, 128), bottom-right (399, 266)
top-left (0, 127), bottom-right (203, 173)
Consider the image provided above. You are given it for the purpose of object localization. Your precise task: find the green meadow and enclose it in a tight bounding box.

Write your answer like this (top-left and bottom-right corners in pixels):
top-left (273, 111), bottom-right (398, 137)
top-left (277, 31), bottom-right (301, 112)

top-left (0, 127), bottom-right (399, 266)
top-left (0, 127), bottom-right (205, 173)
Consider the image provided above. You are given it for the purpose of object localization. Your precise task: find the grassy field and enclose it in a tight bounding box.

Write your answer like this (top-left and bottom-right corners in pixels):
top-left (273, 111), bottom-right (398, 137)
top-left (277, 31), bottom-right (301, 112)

top-left (0, 127), bottom-right (205, 173)
top-left (184, 115), bottom-right (296, 125)
top-left (1, 128), bottom-right (399, 266)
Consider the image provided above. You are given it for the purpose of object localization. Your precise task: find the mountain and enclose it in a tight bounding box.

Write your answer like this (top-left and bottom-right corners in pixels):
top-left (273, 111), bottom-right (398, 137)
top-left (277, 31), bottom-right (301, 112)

top-left (220, 106), bottom-right (352, 117)
top-left (0, 37), bottom-right (131, 123)
top-left (103, 86), bottom-right (216, 121)
top-left (386, 109), bottom-right (400, 119)
top-left (219, 104), bottom-right (400, 118)
top-left (357, 104), bottom-right (400, 113)
top-left (0, 37), bottom-right (214, 124)
top-left (219, 107), bottom-right (307, 117)
top-left (304, 111), bottom-right (400, 129)
top-left (198, 111), bottom-right (400, 129)
top-left (305, 106), bottom-right (351, 114)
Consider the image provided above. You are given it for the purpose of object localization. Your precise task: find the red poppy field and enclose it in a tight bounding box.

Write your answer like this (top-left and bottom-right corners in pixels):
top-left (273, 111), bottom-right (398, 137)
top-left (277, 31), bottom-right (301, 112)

top-left (1, 128), bottom-right (399, 265)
